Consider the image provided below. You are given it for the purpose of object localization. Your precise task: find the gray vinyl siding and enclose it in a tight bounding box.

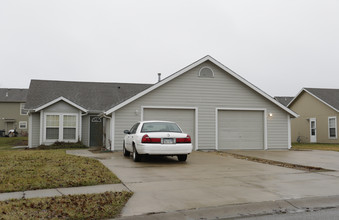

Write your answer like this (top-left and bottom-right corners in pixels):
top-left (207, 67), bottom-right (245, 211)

top-left (81, 115), bottom-right (90, 146)
top-left (105, 118), bottom-right (111, 148)
top-left (30, 112), bottom-right (41, 148)
top-left (113, 60), bottom-right (289, 150)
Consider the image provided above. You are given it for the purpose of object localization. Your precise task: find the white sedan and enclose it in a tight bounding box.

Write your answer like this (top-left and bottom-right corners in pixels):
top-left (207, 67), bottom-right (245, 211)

top-left (123, 121), bottom-right (193, 162)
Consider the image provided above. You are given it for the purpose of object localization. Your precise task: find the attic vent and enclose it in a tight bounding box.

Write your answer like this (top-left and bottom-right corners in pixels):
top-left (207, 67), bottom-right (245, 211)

top-left (198, 67), bottom-right (214, 78)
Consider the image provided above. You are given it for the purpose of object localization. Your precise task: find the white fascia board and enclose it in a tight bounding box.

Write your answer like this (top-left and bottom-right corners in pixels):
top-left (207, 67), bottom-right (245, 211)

top-left (304, 89), bottom-right (339, 113)
top-left (105, 55), bottom-right (298, 118)
top-left (34, 96), bottom-right (88, 113)
top-left (209, 57), bottom-right (299, 118)
top-left (287, 88), bottom-right (305, 108)
top-left (104, 56), bottom-right (211, 115)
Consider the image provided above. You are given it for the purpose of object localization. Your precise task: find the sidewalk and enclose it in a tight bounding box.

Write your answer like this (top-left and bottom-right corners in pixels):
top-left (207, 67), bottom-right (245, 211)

top-left (0, 183), bottom-right (128, 201)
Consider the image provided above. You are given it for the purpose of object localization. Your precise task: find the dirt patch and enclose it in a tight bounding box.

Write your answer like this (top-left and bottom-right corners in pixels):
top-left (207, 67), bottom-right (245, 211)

top-left (218, 152), bottom-right (334, 172)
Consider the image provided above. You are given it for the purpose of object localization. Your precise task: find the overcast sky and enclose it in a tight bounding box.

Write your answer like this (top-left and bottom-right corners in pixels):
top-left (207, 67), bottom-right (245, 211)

top-left (1, 0), bottom-right (338, 96)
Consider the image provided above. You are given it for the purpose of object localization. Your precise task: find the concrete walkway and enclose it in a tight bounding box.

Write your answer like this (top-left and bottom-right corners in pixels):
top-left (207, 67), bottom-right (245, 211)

top-left (0, 183), bottom-right (128, 201)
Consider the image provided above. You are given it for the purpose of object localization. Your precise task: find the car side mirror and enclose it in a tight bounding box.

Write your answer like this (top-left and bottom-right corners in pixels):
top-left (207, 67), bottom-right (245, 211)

top-left (124, 130), bottom-right (131, 134)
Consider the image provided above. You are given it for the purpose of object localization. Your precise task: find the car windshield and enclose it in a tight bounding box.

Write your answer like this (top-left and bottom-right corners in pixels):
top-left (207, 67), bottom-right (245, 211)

top-left (141, 122), bottom-right (182, 133)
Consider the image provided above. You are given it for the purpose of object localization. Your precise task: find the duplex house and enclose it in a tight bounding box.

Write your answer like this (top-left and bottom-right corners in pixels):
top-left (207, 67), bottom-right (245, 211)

top-left (288, 88), bottom-right (339, 143)
top-left (0, 89), bottom-right (29, 136)
top-left (26, 56), bottom-right (298, 150)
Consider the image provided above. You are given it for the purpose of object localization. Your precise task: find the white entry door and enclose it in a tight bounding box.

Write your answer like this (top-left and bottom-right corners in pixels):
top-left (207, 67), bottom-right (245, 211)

top-left (310, 118), bottom-right (317, 143)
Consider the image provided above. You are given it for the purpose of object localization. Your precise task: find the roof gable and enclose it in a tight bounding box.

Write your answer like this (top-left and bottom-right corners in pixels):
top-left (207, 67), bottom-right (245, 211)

top-left (288, 88), bottom-right (339, 112)
top-left (105, 55), bottom-right (298, 118)
top-left (34, 97), bottom-right (88, 112)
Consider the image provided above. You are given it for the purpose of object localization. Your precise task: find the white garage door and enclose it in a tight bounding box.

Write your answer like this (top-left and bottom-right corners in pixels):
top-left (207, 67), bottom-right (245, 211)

top-left (218, 110), bottom-right (264, 149)
top-left (143, 108), bottom-right (196, 149)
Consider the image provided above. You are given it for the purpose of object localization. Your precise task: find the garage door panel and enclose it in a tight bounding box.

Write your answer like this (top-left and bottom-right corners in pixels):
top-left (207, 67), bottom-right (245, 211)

top-left (218, 110), bottom-right (264, 149)
top-left (143, 108), bottom-right (195, 148)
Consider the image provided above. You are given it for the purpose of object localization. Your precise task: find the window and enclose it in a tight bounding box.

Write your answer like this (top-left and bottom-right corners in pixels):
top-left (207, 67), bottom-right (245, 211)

top-left (45, 114), bottom-right (77, 141)
top-left (63, 115), bottom-right (76, 140)
top-left (46, 115), bottom-right (60, 140)
top-left (20, 103), bottom-right (28, 115)
top-left (19, 121), bottom-right (27, 129)
top-left (129, 123), bottom-right (140, 134)
top-left (198, 66), bottom-right (214, 78)
top-left (329, 117), bottom-right (337, 139)
top-left (141, 122), bottom-right (182, 133)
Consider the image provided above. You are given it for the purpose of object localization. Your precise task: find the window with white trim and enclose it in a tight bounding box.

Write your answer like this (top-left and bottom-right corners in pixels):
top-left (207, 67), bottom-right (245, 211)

top-left (19, 121), bottom-right (27, 129)
top-left (329, 117), bottom-right (337, 139)
top-left (45, 114), bottom-right (77, 141)
top-left (20, 103), bottom-right (28, 115)
top-left (198, 67), bottom-right (214, 78)
top-left (46, 115), bottom-right (60, 140)
top-left (63, 115), bottom-right (76, 140)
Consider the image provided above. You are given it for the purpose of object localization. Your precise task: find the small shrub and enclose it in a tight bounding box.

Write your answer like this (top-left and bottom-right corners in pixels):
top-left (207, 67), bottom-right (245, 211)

top-left (36, 141), bottom-right (87, 150)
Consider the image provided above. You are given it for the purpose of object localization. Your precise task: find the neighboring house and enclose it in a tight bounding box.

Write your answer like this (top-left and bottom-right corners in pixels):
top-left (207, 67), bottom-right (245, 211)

top-left (274, 96), bottom-right (294, 107)
top-left (288, 88), bottom-right (339, 143)
top-left (26, 55), bottom-right (298, 150)
top-left (0, 88), bottom-right (29, 136)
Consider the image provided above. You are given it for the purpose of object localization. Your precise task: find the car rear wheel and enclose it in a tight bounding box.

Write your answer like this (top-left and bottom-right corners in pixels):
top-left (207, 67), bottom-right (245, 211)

top-left (177, 154), bottom-right (187, 162)
top-left (123, 141), bottom-right (130, 157)
top-left (133, 145), bottom-right (141, 162)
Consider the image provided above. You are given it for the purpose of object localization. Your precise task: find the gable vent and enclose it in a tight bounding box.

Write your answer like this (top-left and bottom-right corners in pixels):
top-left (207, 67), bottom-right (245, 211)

top-left (198, 67), bottom-right (214, 78)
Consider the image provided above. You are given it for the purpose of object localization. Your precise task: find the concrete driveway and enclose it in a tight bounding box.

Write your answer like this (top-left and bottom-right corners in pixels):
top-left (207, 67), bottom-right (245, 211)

top-left (99, 150), bottom-right (339, 217)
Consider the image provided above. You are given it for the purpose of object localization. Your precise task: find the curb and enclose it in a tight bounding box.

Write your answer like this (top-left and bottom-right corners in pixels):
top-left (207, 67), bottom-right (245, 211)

top-left (114, 195), bottom-right (339, 220)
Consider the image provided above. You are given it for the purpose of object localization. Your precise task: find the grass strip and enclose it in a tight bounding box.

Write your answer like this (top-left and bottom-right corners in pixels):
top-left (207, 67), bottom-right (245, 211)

top-left (0, 191), bottom-right (132, 220)
top-left (291, 143), bottom-right (339, 152)
top-left (0, 150), bottom-right (120, 193)
top-left (218, 152), bottom-right (333, 172)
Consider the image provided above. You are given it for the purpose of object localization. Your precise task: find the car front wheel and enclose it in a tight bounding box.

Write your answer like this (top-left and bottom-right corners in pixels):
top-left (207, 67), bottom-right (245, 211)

top-left (177, 154), bottom-right (187, 162)
top-left (133, 145), bottom-right (141, 162)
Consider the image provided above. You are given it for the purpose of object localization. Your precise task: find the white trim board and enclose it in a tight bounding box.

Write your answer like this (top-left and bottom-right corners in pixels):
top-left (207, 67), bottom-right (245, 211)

top-left (105, 55), bottom-right (298, 118)
top-left (35, 96), bottom-right (87, 113)
top-left (289, 88), bottom-right (339, 113)
top-left (141, 106), bottom-right (199, 150)
top-left (215, 108), bottom-right (268, 150)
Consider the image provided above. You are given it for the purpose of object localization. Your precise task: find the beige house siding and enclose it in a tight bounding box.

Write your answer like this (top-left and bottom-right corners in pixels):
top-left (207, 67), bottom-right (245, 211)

top-left (0, 102), bottom-right (29, 135)
top-left (290, 92), bottom-right (339, 143)
top-left (112, 61), bottom-right (290, 150)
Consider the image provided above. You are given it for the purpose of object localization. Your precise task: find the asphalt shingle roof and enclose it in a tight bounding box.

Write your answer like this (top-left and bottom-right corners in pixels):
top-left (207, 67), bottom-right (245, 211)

top-left (0, 88), bottom-right (28, 102)
top-left (274, 96), bottom-right (294, 107)
top-left (25, 80), bottom-right (153, 112)
top-left (304, 88), bottom-right (339, 111)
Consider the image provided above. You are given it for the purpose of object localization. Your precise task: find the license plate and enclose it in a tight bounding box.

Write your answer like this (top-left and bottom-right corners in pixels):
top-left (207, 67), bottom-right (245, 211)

top-left (163, 138), bottom-right (174, 144)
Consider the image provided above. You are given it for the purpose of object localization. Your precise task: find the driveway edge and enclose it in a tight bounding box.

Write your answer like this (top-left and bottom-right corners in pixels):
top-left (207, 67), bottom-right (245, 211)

top-left (114, 195), bottom-right (339, 220)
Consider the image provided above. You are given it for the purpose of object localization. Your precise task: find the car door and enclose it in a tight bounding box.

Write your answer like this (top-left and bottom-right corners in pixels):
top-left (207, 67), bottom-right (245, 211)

top-left (126, 123), bottom-right (139, 150)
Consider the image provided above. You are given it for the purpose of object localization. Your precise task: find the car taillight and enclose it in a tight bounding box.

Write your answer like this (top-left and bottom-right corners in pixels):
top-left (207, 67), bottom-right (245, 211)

top-left (176, 135), bottom-right (191, 143)
top-left (141, 134), bottom-right (161, 143)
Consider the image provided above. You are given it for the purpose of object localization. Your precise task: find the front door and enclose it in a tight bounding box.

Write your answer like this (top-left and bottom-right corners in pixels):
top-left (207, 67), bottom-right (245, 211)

top-left (90, 116), bottom-right (103, 146)
top-left (310, 118), bottom-right (317, 143)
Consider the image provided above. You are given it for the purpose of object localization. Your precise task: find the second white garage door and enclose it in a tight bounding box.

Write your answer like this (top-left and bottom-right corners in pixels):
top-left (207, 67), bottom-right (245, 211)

top-left (143, 108), bottom-right (196, 149)
top-left (217, 110), bottom-right (265, 150)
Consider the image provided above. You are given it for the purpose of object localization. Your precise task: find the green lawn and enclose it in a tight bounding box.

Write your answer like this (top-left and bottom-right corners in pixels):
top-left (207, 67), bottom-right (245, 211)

top-left (0, 137), bottom-right (28, 150)
top-left (0, 149), bottom-right (120, 193)
top-left (292, 143), bottom-right (339, 152)
top-left (0, 191), bottom-right (132, 219)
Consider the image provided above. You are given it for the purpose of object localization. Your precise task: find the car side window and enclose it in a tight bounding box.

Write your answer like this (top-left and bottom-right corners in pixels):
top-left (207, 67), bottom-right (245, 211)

top-left (130, 123), bottom-right (140, 134)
